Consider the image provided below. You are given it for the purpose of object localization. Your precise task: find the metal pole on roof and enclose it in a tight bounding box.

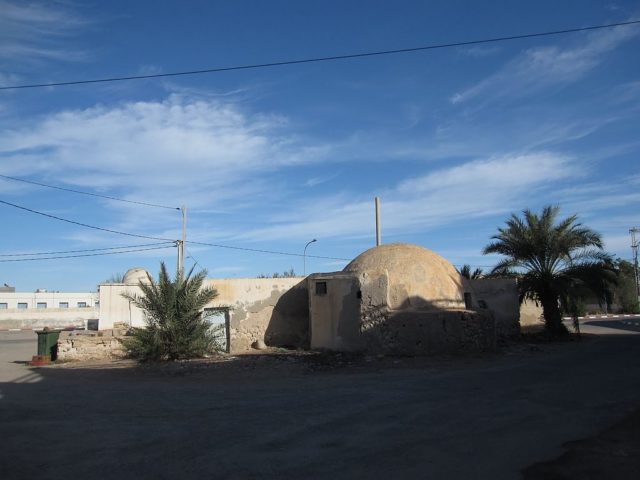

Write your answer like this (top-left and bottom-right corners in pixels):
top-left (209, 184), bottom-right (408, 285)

top-left (375, 197), bottom-right (382, 247)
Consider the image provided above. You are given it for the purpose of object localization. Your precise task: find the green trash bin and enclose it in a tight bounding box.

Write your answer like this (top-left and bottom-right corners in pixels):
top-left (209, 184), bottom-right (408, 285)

top-left (36, 327), bottom-right (62, 361)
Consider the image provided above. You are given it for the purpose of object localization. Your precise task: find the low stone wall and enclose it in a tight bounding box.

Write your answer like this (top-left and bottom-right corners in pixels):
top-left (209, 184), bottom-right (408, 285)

top-left (57, 330), bottom-right (127, 361)
top-left (469, 278), bottom-right (520, 337)
top-left (360, 308), bottom-right (496, 355)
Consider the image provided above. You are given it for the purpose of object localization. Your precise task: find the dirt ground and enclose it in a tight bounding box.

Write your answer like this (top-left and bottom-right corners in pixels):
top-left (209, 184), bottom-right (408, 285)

top-left (1, 331), bottom-right (640, 479)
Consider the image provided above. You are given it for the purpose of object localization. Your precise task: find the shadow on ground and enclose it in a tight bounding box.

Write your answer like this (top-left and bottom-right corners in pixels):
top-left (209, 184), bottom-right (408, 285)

top-left (1, 335), bottom-right (640, 480)
top-left (523, 408), bottom-right (640, 479)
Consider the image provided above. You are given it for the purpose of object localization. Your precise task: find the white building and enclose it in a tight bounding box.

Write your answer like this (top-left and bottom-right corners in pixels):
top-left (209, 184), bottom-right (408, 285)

top-left (0, 288), bottom-right (98, 330)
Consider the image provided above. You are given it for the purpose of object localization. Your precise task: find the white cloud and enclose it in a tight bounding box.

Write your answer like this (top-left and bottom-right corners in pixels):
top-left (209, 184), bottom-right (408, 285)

top-left (451, 21), bottom-right (639, 105)
top-left (235, 152), bottom-right (578, 242)
top-left (0, 95), bottom-right (326, 205)
top-left (0, 94), bottom-right (336, 242)
top-left (0, 1), bottom-right (88, 66)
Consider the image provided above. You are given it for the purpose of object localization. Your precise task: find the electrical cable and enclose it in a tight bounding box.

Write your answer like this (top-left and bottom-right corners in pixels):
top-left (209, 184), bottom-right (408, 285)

top-left (0, 242), bottom-right (176, 257)
top-left (187, 239), bottom-right (350, 261)
top-left (0, 174), bottom-right (180, 210)
top-left (1, 20), bottom-right (638, 91)
top-left (1, 198), bottom-right (357, 261)
top-left (0, 198), bottom-right (349, 260)
top-left (186, 248), bottom-right (204, 271)
top-left (0, 198), bottom-right (173, 242)
top-left (0, 245), bottom-right (174, 262)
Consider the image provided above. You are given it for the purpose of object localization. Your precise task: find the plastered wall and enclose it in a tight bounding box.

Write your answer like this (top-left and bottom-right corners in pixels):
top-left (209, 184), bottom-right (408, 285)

top-left (308, 272), bottom-right (496, 354)
top-left (98, 278), bottom-right (309, 353)
top-left (469, 278), bottom-right (521, 337)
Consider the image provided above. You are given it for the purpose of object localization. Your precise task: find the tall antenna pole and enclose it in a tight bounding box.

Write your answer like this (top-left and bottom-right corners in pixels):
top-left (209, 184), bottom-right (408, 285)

top-left (375, 197), bottom-right (382, 247)
top-left (631, 227), bottom-right (640, 303)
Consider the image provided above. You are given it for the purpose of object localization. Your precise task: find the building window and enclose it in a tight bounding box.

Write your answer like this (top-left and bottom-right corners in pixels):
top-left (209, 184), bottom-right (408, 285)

top-left (37, 302), bottom-right (47, 309)
top-left (17, 303), bottom-right (28, 309)
top-left (0, 303), bottom-right (7, 309)
top-left (59, 302), bottom-right (69, 309)
top-left (315, 281), bottom-right (327, 295)
top-left (77, 302), bottom-right (87, 308)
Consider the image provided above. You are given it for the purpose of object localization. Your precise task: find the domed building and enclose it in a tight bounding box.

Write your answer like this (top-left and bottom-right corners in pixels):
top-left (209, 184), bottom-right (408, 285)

top-left (122, 267), bottom-right (151, 285)
top-left (308, 243), bottom-right (495, 354)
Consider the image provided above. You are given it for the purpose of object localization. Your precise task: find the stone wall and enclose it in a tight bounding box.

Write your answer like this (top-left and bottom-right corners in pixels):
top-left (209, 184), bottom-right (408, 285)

top-left (309, 272), bottom-right (496, 354)
top-left (98, 277), bottom-right (310, 354)
top-left (219, 278), bottom-right (309, 352)
top-left (308, 273), bottom-right (361, 350)
top-left (469, 278), bottom-right (520, 337)
top-left (57, 330), bottom-right (127, 361)
top-left (360, 309), bottom-right (495, 355)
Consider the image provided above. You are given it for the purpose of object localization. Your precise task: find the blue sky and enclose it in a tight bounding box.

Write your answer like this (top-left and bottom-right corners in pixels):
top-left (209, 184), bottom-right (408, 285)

top-left (1, 1), bottom-right (639, 292)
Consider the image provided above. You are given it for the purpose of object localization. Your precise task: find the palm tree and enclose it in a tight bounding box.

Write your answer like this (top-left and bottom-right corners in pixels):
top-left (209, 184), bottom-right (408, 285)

top-left (459, 264), bottom-right (484, 279)
top-left (123, 262), bottom-right (219, 360)
top-left (483, 206), bottom-right (615, 334)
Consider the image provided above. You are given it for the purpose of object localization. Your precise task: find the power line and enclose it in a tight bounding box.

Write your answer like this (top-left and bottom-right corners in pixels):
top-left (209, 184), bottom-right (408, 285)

top-left (0, 173), bottom-right (179, 210)
top-left (2, 20), bottom-right (638, 91)
top-left (0, 242), bottom-right (175, 257)
top-left (186, 248), bottom-right (204, 271)
top-left (0, 245), bottom-right (174, 262)
top-left (0, 198), bottom-right (350, 261)
top-left (0, 198), bottom-right (172, 242)
top-left (187, 240), bottom-right (350, 261)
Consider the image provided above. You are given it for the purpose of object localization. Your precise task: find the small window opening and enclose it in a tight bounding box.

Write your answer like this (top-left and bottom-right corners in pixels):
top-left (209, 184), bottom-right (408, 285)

top-left (315, 281), bottom-right (327, 295)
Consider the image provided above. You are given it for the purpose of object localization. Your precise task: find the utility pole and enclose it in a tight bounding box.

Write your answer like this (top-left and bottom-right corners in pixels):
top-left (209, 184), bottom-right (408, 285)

top-left (177, 205), bottom-right (187, 276)
top-left (375, 197), bottom-right (382, 247)
top-left (631, 227), bottom-right (640, 303)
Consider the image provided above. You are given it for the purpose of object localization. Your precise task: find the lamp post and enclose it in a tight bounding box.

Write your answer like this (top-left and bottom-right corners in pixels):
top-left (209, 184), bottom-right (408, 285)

top-left (303, 239), bottom-right (317, 276)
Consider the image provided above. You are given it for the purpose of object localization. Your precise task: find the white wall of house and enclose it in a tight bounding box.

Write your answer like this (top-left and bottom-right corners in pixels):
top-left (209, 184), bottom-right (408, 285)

top-left (0, 291), bottom-right (99, 330)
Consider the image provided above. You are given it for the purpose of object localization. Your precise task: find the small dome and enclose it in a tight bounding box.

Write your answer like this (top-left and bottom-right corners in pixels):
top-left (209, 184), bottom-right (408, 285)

top-left (344, 243), bottom-right (466, 310)
top-left (123, 267), bottom-right (151, 285)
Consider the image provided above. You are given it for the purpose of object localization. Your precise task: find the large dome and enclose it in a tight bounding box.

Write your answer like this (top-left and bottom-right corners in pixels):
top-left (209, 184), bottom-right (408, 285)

top-left (344, 243), bottom-right (466, 310)
top-left (123, 267), bottom-right (151, 285)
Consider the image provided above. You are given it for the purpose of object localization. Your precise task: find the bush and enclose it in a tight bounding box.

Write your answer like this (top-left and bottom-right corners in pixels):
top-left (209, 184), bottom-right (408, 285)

top-left (122, 262), bottom-right (219, 361)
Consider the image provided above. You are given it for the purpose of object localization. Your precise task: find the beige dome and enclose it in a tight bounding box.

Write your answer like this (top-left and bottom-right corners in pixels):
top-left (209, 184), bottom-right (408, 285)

top-left (344, 243), bottom-right (466, 310)
top-left (123, 267), bottom-right (151, 285)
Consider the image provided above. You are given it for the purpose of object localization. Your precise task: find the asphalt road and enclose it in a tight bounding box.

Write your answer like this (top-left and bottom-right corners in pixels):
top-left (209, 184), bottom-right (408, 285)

top-left (582, 315), bottom-right (640, 334)
top-left (1, 330), bottom-right (640, 479)
top-left (565, 315), bottom-right (640, 335)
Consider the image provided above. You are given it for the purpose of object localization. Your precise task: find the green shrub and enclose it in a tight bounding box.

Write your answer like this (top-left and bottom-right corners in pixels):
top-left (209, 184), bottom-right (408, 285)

top-left (123, 262), bottom-right (219, 361)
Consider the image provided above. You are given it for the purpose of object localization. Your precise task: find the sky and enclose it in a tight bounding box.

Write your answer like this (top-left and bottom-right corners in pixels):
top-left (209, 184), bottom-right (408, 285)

top-left (1, 0), bottom-right (639, 292)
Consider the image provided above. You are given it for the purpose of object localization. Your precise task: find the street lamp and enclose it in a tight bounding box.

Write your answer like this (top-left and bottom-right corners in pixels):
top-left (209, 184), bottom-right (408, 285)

top-left (303, 239), bottom-right (317, 276)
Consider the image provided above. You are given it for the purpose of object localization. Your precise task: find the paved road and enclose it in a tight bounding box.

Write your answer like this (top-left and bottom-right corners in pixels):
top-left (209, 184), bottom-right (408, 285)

top-left (564, 315), bottom-right (640, 335)
top-left (1, 331), bottom-right (640, 479)
top-left (0, 331), bottom-right (37, 383)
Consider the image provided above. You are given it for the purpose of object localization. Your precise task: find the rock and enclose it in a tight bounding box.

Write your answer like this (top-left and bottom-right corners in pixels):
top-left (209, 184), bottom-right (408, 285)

top-left (251, 339), bottom-right (267, 350)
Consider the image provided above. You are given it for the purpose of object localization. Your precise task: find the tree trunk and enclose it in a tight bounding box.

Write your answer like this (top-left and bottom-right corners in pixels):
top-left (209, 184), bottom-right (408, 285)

top-left (540, 292), bottom-right (567, 335)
